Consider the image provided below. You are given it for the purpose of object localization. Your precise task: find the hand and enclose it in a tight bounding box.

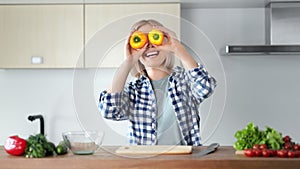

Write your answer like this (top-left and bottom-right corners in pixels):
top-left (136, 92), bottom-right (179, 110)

top-left (153, 26), bottom-right (181, 55)
top-left (154, 26), bottom-right (198, 69)
top-left (125, 31), bottom-right (147, 67)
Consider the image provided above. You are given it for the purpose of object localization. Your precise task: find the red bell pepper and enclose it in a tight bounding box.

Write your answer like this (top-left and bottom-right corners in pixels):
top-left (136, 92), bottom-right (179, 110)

top-left (4, 135), bottom-right (27, 156)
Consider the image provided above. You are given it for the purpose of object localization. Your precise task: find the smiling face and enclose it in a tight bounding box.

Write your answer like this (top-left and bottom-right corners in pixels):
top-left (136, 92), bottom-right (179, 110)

top-left (129, 20), bottom-right (175, 78)
top-left (137, 24), bottom-right (169, 69)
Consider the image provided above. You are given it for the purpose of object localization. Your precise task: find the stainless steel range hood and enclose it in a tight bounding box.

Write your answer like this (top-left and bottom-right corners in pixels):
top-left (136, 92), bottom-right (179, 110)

top-left (226, 2), bottom-right (300, 54)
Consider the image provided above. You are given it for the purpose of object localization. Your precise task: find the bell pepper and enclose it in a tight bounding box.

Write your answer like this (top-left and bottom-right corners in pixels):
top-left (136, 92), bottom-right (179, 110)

top-left (4, 135), bottom-right (27, 156)
top-left (148, 29), bottom-right (164, 46)
top-left (130, 31), bottom-right (147, 49)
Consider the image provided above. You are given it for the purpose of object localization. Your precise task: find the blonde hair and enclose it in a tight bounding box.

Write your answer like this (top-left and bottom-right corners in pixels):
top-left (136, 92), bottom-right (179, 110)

top-left (129, 19), bottom-right (175, 77)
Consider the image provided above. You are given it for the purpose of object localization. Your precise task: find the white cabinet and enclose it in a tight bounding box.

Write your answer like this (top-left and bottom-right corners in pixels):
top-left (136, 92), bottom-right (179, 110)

top-left (0, 3), bottom-right (180, 68)
top-left (0, 5), bottom-right (84, 68)
top-left (85, 3), bottom-right (180, 68)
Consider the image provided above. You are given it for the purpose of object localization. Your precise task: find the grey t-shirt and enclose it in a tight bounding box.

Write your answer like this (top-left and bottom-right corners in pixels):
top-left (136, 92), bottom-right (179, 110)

top-left (151, 75), bottom-right (185, 145)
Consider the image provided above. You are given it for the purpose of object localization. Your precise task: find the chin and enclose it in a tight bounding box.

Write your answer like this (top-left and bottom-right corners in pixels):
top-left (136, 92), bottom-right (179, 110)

top-left (144, 61), bottom-right (166, 68)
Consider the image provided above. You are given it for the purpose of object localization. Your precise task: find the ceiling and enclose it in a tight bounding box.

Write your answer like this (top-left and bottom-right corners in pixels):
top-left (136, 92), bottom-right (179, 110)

top-left (1, 0), bottom-right (300, 8)
top-left (87, 0), bottom-right (300, 8)
top-left (181, 0), bottom-right (267, 8)
top-left (180, 0), bottom-right (300, 8)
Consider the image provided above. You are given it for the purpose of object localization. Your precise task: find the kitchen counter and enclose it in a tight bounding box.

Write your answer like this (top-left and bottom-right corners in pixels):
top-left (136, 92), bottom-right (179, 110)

top-left (1, 146), bottom-right (300, 169)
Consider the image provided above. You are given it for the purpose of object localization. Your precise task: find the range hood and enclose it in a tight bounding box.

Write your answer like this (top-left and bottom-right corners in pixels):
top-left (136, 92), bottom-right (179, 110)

top-left (226, 1), bottom-right (300, 54)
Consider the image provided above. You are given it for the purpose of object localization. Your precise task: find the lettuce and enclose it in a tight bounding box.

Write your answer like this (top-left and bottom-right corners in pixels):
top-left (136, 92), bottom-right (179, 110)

top-left (234, 122), bottom-right (283, 150)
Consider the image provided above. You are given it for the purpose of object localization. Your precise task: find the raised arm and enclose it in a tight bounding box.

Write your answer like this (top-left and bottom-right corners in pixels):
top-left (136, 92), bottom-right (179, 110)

top-left (108, 33), bottom-right (147, 93)
top-left (155, 25), bottom-right (198, 70)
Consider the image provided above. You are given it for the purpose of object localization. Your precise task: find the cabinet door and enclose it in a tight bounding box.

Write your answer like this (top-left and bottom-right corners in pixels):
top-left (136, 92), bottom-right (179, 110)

top-left (0, 5), bottom-right (83, 68)
top-left (85, 3), bottom-right (180, 68)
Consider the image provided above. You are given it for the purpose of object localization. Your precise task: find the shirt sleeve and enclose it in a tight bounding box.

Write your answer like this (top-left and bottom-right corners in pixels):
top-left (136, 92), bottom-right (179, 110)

top-left (186, 64), bottom-right (217, 103)
top-left (98, 90), bottom-right (130, 121)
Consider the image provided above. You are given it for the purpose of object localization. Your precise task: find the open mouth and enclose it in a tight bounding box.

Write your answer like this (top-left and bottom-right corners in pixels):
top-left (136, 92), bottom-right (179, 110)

top-left (145, 51), bottom-right (159, 58)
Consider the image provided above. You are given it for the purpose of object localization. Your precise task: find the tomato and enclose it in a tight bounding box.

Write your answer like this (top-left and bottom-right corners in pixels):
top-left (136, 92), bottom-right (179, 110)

top-left (253, 144), bottom-right (267, 150)
top-left (283, 135), bottom-right (291, 143)
top-left (262, 149), bottom-right (271, 157)
top-left (244, 149), bottom-right (255, 157)
top-left (277, 149), bottom-right (288, 158)
top-left (130, 31), bottom-right (147, 49)
top-left (284, 142), bottom-right (293, 150)
top-left (269, 149), bottom-right (277, 157)
top-left (254, 149), bottom-right (262, 157)
top-left (252, 144), bottom-right (260, 150)
top-left (259, 144), bottom-right (267, 150)
top-left (288, 150), bottom-right (296, 158)
top-left (148, 29), bottom-right (164, 46)
top-left (293, 144), bottom-right (300, 151)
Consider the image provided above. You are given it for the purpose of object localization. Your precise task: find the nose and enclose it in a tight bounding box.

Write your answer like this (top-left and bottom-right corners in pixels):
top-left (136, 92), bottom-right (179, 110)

top-left (147, 41), bottom-right (154, 48)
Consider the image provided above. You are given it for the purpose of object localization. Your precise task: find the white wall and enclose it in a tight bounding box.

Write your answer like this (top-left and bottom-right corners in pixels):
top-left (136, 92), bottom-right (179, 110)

top-left (0, 69), bottom-right (80, 144)
top-left (1, 7), bottom-right (300, 146)
top-left (181, 8), bottom-right (300, 145)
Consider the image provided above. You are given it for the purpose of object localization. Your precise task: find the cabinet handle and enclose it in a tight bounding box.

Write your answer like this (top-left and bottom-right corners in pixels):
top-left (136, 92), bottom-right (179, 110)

top-left (31, 56), bottom-right (43, 64)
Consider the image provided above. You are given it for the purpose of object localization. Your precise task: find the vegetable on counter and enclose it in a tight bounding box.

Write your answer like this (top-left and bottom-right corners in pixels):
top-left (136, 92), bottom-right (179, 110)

top-left (4, 133), bottom-right (68, 158)
top-left (25, 134), bottom-right (55, 158)
top-left (234, 122), bottom-right (300, 158)
top-left (234, 122), bottom-right (283, 150)
top-left (55, 141), bottom-right (68, 155)
top-left (5, 114), bottom-right (68, 158)
top-left (4, 135), bottom-right (27, 156)
top-left (234, 122), bottom-right (266, 150)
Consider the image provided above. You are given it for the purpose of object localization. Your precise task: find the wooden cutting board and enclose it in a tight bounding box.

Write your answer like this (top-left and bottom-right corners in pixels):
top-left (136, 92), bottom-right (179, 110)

top-left (115, 145), bottom-right (193, 155)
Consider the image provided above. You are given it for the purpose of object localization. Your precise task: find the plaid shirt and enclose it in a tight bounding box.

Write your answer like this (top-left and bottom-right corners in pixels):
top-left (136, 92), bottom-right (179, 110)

top-left (99, 64), bottom-right (216, 146)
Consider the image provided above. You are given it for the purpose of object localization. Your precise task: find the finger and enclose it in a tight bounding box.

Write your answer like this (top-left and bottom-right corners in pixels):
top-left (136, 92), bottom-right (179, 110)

top-left (130, 43), bottom-right (147, 59)
top-left (154, 25), bottom-right (176, 38)
top-left (125, 42), bottom-right (132, 56)
top-left (126, 29), bottom-right (138, 44)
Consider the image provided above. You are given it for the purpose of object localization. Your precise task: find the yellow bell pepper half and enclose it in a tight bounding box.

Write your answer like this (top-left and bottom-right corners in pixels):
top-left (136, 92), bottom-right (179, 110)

top-left (148, 29), bottom-right (164, 46)
top-left (129, 31), bottom-right (148, 49)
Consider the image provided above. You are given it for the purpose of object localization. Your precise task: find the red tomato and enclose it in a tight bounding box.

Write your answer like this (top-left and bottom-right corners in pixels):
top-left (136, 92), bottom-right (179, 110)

top-left (284, 142), bottom-right (293, 150)
top-left (277, 149), bottom-right (288, 158)
top-left (253, 144), bottom-right (260, 150)
top-left (259, 144), bottom-right (267, 150)
top-left (244, 149), bottom-right (255, 157)
top-left (254, 149), bottom-right (262, 157)
top-left (262, 149), bottom-right (270, 157)
top-left (283, 135), bottom-right (291, 143)
top-left (293, 144), bottom-right (300, 151)
top-left (288, 150), bottom-right (296, 158)
top-left (269, 149), bottom-right (277, 157)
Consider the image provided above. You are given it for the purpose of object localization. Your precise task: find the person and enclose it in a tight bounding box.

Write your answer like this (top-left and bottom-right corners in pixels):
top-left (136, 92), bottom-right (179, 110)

top-left (99, 19), bottom-right (216, 146)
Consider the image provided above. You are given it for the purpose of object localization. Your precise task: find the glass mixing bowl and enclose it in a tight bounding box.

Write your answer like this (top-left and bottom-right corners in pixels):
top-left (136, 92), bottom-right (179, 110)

top-left (62, 131), bottom-right (104, 155)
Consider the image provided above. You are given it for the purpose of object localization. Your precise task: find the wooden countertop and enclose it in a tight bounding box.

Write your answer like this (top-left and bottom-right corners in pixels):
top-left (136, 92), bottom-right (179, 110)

top-left (1, 146), bottom-right (300, 169)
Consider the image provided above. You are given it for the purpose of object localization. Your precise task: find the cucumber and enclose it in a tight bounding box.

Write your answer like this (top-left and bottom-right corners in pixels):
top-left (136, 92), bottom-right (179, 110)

top-left (45, 141), bottom-right (56, 156)
top-left (55, 141), bottom-right (68, 155)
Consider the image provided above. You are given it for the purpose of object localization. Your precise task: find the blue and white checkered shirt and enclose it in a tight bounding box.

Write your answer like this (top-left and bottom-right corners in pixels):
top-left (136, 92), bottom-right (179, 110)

top-left (99, 64), bottom-right (216, 146)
